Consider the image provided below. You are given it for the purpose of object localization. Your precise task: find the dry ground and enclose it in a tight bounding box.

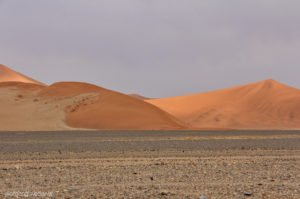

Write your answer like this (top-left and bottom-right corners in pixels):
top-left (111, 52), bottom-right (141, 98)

top-left (0, 131), bottom-right (299, 199)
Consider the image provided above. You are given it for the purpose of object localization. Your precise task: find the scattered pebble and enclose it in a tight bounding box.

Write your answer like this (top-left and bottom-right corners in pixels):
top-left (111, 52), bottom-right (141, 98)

top-left (199, 195), bottom-right (208, 199)
top-left (244, 191), bottom-right (252, 196)
top-left (160, 191), bottom-right (168, 196)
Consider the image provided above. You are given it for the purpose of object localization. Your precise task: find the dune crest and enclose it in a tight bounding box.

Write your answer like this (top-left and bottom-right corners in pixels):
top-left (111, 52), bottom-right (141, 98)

top-left (0, 64), bottom-right (44, 85)
top-left (147, 79), bottom-right (300, 129)
top-left (129, 93), bottom-right (151, 100)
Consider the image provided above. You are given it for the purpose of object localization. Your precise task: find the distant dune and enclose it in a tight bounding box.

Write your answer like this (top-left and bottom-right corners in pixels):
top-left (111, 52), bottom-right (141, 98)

top-left (147, 79), bottom-right (300, 129)
top-left (1, 64), bottom-right (300, 130)
top-left (0, 64), bottom-right (44, 85)
top-left (0, 65), bottom-right (185, 130)
top-left (129, 93), bottom-right (151, 100)
top-left (41, 82), bottom-right (185, 130)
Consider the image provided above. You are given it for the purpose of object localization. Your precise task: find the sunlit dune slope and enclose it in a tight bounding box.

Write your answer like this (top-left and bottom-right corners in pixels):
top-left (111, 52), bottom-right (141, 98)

top-left (147, 79), bottom-right (300, 129)
top-left (0, 64), bottom-right (44, 85)
top-left (0, 82), bottom-right (57, 131)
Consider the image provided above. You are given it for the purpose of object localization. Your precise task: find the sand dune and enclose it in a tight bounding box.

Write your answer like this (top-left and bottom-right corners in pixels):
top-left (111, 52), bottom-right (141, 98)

top-left (2, 64), bottom-right (300, 130)
top-left (147, 79), bottom-right (300, 129)
top-left (0, 64), bottom-right (44, 85)
top-left (0, 65), bottom-right (185, 130)
top-left (41, 82), bottom-right (185, 130)
top-left (0, 80), bottom-right (184, 130)
top-left (0, 82), bottom-right (65, 131)
top-left (129, 93), bottom-right (151, 100)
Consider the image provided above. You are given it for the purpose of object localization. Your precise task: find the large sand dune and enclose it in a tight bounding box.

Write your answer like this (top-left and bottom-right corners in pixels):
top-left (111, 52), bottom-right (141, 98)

top-left (147, 79), bottom-right (300, 129)
top-left (40, 82), bottom-right (185, 130)
top-left (0, 64), bottom-right (44, 85)
top-left (0, 80), bottom-right (184, 130)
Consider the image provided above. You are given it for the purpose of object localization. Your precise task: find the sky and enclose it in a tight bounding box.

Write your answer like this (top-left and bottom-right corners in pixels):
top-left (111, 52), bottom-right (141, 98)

top-left (0, 0), bottom-right (300, 97)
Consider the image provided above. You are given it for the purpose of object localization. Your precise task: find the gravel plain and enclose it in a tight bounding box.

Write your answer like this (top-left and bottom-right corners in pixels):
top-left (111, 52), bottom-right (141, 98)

top-left (0, 131), bottom-right (299, 199)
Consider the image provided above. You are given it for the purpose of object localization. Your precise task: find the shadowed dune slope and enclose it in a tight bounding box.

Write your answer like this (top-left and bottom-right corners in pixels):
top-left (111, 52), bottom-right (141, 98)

top-left (0, 64), bottom-right (44, 85)
top-left (147, 79), bottom-right (300, 129)
top-left (40, 82), bottom-right (185, 130)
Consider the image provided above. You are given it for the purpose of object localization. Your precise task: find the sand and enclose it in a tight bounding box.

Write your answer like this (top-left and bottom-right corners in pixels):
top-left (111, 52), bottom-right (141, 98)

top-left (44, 82), bottom-right (185, 130)
top-left (0, 83), bottom-right (73, 131)
top-left (147, 79), bottom-right (300, 129)
top-left (129, 93), bottom-right (151, 100)
top-left (0, 81), bottom-right (185, 131)
top-left (0, 64), bottom-right (44, 85)
top-left (2, 64), bottom-right (300, 131)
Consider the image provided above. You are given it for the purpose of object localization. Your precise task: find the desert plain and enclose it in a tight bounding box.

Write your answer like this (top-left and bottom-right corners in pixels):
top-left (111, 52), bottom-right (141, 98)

top-left (0, 131), bottom-right (299, 199)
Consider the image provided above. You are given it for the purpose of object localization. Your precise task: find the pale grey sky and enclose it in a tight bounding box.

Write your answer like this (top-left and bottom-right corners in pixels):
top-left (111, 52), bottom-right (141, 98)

top-left (0, 0), bottom-right (299, 97)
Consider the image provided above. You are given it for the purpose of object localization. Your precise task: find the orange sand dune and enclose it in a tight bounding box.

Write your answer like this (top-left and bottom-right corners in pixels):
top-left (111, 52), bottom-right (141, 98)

top-left (39, 82), bottom-right (103, 97)
top-left (40, 82), bottom-right (185, 130)
top-left (0, 79), bottom-right (185, 130)
top-left (0, 64), bottom-right (44, 85)
top-left (129, 93), bottom-right (151, 100)
top-left (147, 79), bottom-right (300, 129)
top-left (2, 63), bottom-right (300, 130)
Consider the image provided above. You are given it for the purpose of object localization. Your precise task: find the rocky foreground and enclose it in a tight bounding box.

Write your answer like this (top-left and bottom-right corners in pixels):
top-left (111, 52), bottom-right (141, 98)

top-left (0, 131), bottom-right (299, 199)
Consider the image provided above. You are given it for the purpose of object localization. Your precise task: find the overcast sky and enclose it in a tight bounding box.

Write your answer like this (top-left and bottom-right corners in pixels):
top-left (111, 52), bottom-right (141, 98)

top-left (0, 0), bottom-right (299, 97)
